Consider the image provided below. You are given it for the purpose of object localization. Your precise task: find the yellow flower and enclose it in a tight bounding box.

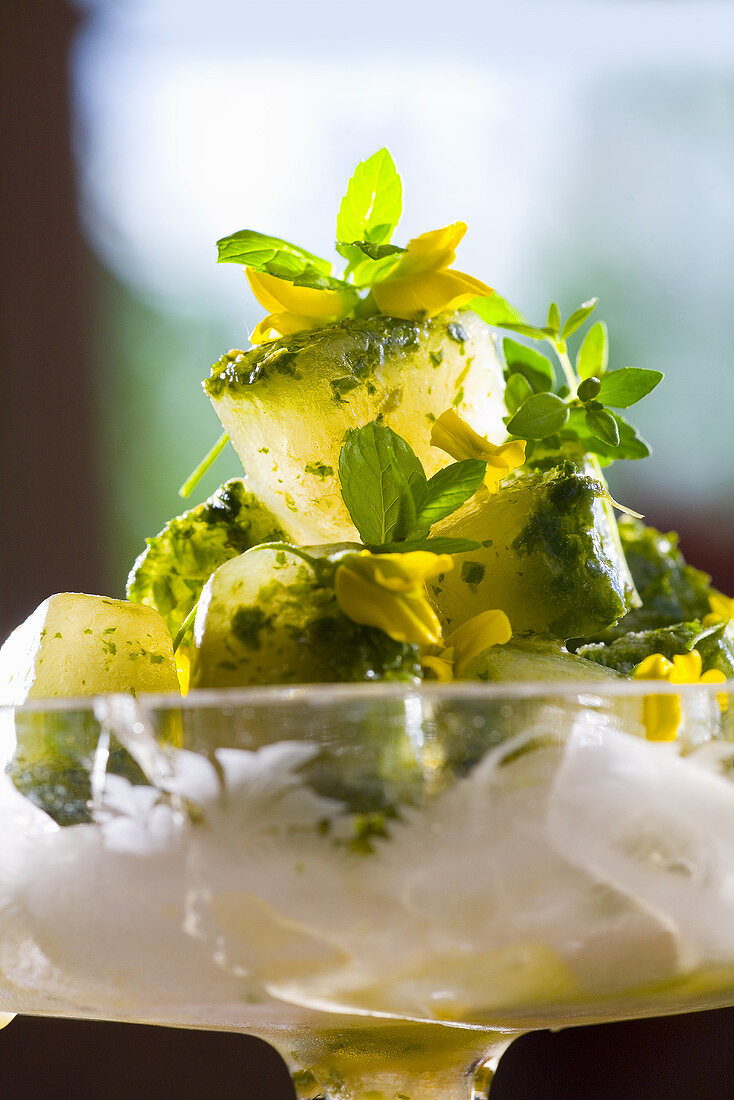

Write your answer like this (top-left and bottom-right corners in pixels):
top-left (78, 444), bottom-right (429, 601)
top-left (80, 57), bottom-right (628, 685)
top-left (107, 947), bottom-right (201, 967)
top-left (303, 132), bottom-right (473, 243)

top-left (247, 269), bottom-right (347, 344)
top-left (335, 551), bottom-right (451, 647)
top-left (704, 591), bottom-right (734, 627)
top-left (371, 223), bottom-right (492, 321)
top-left (430, 408), bottom-right (526, 493)
top-left (633, 650), bottom-right (726, 741)
top-left (422, 609), bottom-right (512, 681)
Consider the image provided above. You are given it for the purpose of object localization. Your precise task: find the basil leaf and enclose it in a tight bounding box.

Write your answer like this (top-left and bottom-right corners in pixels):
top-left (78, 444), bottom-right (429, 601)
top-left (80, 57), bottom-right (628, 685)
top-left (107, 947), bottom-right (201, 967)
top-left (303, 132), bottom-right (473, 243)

top-left (546, 301), bottom-right (561, 337)
top-left (507, 392), bottom-right (570, 439)
top-left (597, 367), bottom-right (663, 408)
top-left (585, 406), bottom-right (620, 446)
top-left (339, 422), bottom-right (426, 545)
top-left (216, 230), bottom-right (344, 290)
top-left (504, 372), bottom-right (534, 414)
top-left (561, 298), bottom-right (598, 340)
top-left (576, 321), bottom-right (608, 379)
top-left (408, 459), bottom-right (487, 537)
top-left (336, 148), bottom-right (402, 247)
top-left (502, 337), bottom-right (555, 393)
top-left (369, 538), bottom-right (481, 554)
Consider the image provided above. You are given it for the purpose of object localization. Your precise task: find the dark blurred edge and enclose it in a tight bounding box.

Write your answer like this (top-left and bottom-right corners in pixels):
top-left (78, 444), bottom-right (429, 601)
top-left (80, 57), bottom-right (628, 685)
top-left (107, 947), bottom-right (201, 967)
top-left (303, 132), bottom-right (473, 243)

top-left (1, 3), bottom-right (734, 1099)
top-left (0, 0), bottom-right (104, 640)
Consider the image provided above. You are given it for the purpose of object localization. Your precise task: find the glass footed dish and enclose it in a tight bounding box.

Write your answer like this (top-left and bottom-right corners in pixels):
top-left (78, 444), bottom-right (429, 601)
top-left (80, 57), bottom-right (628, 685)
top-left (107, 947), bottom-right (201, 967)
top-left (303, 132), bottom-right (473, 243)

top-left (3, 680), bottom-right (734, 1099)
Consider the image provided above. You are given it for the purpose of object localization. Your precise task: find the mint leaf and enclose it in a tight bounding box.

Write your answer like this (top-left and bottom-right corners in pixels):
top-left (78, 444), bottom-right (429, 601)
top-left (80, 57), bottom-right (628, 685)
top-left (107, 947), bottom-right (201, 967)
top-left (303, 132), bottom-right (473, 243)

top-left (576, 321), bottom-right (608, 379)
top-left (339, 422), bottom-right (426, 544)
top-left (216, 230), bottom-right (344, 290)
top-left (561, 298), bottom-right (598, 340)
top-left (507, 392), bottom-right (570, 439)
top-left (504, 372), bottom-right (534, 414)
top-left (408, 459), bottom-right (487, 537)
top-left (336, 148), bottom-right (402, 247)
top-left (369, 537), bottom-right (481, 554)
top-left (597, 367), bottom-right (663, 408)
top-left (585, 406), bottom-right (620, 446)
top-left (502, 337), bottom-right (555, 393)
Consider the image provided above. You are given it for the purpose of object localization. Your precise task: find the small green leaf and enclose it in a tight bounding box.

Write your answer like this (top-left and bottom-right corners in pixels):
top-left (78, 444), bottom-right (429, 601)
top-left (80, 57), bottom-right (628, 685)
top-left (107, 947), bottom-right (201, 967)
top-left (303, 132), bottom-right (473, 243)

top-left (566, 407), bottom-right (650, 461)
top-left (340, 240), bottom-right (405, 261)
top-left (336, 148), bottom-right (402, 247)
top-left (339, 422), bottom-right (426, 545)
top-left (504, 372), bottom-right (534, 414)
top-left (466, 292), bottom-right (529, 328)
top-left (369, 537), bottom-right (481, 554)
top-left (346, 250), bottom-right (404, 288)
top-left (507, 392), bottom-right (570, 439)
top-left (577, 376), bottom-right (601, 402)
top-left (216, 230), bottom-right (344, 290)
top-left (546, 301), bottom-right (561, 336)
top-left (502, 337), bottom-right (555, 393)
top-left (561, 298), bottom-right (598, 340)
top-left (505, 322), bottom-right (558, 342)
top-left (576, 321), bottom-right (608, 379)
top-left (408, 459), bottom-right (487, 536)
top-left (597, 367), bottom-right (663, 408)
top-left (585, 406), bottom-right (620, 446)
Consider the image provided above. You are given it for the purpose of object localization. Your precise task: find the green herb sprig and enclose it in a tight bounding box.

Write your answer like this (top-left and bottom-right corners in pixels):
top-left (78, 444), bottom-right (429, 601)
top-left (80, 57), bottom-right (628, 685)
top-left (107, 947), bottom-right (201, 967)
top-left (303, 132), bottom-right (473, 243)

top-left (471, 295), bottom-right (662, 466)
top-left (338, 421), bottom-right (483, 553)
top-left (216, 148), bottom-right (406, 297)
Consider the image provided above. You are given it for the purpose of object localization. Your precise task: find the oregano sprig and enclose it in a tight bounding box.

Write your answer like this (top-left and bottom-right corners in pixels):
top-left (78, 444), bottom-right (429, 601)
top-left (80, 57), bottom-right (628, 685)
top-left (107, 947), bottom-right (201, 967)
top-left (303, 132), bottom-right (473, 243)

top-left (471, 293), bottom-right (662, 467)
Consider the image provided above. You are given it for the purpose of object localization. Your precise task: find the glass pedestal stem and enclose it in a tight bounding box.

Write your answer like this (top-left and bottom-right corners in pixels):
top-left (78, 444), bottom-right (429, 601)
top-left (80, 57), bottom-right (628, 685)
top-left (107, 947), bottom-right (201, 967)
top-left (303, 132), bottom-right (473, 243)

top-left (468, 1048), bottom-right (508, 1098)
top-left (274, 1016), bottom-right (520, 1100)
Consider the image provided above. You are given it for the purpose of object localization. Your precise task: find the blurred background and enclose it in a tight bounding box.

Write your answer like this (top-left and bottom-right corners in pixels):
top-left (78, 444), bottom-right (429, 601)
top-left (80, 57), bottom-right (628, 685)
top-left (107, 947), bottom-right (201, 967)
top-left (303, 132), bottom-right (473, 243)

top-left (2, 0), bottom-right (734, 1096)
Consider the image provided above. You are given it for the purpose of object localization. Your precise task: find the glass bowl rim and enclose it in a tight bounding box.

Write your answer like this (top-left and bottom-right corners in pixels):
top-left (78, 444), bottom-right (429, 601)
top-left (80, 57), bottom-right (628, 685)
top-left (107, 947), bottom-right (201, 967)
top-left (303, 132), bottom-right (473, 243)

top-left (2, 677), bottom-right (732, 714)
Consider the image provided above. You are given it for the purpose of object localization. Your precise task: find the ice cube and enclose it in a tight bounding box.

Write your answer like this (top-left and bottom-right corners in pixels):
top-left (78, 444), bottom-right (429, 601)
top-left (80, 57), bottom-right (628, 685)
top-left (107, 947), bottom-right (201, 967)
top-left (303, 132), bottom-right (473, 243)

top-left (548, 712), bottom-right (734, 969)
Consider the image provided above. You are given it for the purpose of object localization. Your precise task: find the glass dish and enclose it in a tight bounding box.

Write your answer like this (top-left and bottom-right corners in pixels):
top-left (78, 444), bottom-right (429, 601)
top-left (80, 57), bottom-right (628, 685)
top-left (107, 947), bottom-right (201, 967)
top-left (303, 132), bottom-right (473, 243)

top-left (2, 681), bottom-right (734, 1099)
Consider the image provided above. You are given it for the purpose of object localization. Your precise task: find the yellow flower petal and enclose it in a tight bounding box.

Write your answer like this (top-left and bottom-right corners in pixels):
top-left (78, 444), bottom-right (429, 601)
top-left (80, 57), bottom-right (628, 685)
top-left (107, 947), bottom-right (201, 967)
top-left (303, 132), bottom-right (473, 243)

top-left (633, 653), bottom-right (680, 741)
top-left (430, 407), bottom-right (491, 462)
top-left (334, 551), bottom-right (449, 648)
top-left (371, 551), bottom-right (453, 591)
top-left (709, 592), bottom-right (734, 622)
top-left (633, 653), bottom-right (673, 681)
top-left (700, 669), bottom-right (727, 684)
top-left (247, 269), bottom-right (345, 317)
top-left (421, 654), bottom-right (455, 682)
top-left (668, 650), bottom-right (703, 684)
top-left (250, 310), bottom-right (335, 344)
top-left (430, 409), bottom-right (526, 493)
top-left (396, 223), bottom-right (468, 275)
top-left (372, 269), bottom-right (492, 321)
top-left (632, 648), bottom-right (728, 740)
top-left (642, 694), bottom-right (682, 742)
top-left (446, 609), bottom-right (512, 677)
top-left (369, 222), bottom-right (491, 320)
